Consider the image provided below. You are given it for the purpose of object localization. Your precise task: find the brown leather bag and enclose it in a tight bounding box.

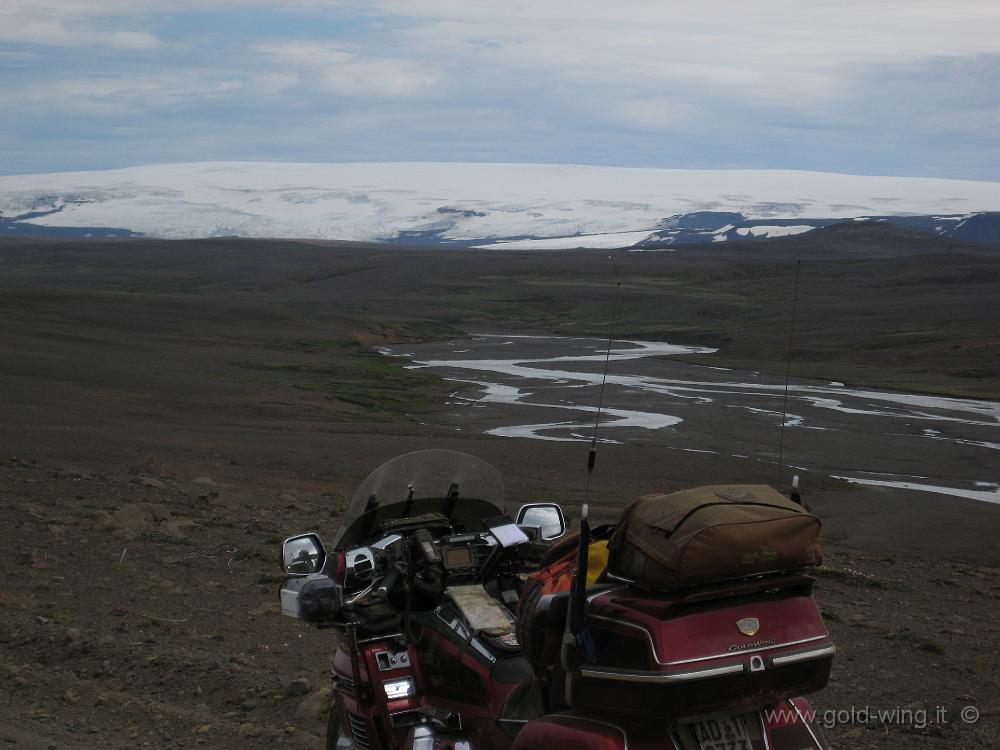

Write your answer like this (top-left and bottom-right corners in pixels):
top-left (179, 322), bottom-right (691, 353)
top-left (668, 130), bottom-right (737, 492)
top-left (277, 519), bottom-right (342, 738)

top-left (607, 485), bottom-right (821, 591)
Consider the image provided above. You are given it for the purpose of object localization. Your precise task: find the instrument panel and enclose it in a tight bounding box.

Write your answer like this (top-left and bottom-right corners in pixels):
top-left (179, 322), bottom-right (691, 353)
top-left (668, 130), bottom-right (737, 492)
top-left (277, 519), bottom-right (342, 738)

top-left (443, 545), bottom-right (473, 569)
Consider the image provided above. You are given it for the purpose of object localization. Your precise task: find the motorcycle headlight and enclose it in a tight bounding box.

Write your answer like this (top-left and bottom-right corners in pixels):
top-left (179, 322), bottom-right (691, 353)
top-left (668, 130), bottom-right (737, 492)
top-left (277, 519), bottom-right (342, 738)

top-left (383, 677), bottom-right (415, 700)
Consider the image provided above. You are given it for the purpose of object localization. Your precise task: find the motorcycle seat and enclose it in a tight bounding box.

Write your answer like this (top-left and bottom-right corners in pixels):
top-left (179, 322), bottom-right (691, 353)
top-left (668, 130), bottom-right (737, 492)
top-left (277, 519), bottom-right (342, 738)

top-left (517, 583), bottom-right (619, 669)
top-left (518, 588), bottom-right (569, 669)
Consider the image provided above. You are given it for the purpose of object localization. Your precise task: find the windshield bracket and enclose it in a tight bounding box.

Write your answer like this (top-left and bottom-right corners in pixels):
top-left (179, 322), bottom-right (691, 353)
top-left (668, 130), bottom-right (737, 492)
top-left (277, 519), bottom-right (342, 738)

top-left (444, 482), bottom-right (460, 517)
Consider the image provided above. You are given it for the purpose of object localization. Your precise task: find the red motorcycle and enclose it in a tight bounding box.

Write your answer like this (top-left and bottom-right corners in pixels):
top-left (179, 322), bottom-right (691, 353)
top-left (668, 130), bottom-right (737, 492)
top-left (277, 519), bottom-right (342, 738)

top-left (279, 450), bottom-right (834, 749)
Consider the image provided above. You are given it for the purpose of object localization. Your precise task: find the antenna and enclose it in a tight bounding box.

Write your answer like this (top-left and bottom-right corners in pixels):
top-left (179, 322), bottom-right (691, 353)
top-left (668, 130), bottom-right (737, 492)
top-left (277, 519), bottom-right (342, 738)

top-left (776, 260), bottom-right (802, 489)
top-left (585, 281), bottom-right (622, 501)
top-left (561, 280), bottom-right (621, 707)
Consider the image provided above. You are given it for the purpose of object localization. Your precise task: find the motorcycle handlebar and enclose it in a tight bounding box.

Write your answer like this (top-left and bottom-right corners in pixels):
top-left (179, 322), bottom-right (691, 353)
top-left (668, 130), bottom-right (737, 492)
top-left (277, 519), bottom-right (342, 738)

top-left (376, 565), bottom-right (400, 599)
top-left (348, 524), bottom-right (528, 604)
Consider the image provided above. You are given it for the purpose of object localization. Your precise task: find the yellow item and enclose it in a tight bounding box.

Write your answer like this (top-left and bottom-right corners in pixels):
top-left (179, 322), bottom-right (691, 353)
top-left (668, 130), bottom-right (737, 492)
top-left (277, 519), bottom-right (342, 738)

top-left (587, 539), bottom-right (610, 584)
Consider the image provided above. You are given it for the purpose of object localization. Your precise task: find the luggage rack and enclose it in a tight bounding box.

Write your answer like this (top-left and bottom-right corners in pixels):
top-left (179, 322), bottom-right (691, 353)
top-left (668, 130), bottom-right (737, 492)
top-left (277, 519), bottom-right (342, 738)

top-left (602, 569), bottom-right (816, 614)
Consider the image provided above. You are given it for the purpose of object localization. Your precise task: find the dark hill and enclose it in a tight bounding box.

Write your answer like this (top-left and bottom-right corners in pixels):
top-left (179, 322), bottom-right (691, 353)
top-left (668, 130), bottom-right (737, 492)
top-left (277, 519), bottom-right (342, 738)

top-left (944, 211), bottom-right (1000, 245)
top-left (679, 220), bottom-right (998, 258)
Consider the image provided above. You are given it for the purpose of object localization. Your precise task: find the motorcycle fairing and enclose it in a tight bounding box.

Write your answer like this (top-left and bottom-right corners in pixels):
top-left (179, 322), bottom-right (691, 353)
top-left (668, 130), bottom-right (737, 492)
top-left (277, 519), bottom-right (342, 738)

top-left (333, 608), bottom-right (540, 750)
top-left (335, 450), bottom-right (506, 549)
top-left (334, 636), bottom-right (428, 750)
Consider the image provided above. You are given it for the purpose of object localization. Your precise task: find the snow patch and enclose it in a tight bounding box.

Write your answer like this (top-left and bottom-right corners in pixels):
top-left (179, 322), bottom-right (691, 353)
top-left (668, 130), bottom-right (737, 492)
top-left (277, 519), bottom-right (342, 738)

top-left (735, 225), bottom-right (814, 238)
top-left (473, 229), bottom-right (655, 250)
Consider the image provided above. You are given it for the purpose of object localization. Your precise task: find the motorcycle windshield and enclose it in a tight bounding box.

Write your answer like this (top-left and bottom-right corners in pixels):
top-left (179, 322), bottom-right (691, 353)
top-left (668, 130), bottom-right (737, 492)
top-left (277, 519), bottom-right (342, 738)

top-left (333, 449), bottom-right (505, 549)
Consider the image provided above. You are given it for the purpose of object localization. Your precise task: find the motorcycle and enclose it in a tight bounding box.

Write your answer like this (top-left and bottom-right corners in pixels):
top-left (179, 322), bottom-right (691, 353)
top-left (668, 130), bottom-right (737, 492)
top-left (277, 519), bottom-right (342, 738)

top-left (278, 449), bottom-right (834, 749)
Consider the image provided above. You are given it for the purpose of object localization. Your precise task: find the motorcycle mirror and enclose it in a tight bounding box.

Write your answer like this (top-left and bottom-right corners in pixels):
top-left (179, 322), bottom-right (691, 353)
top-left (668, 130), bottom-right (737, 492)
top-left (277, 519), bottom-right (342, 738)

top-left (516, 503), bottom-right (567, 541)
top-left (281, 532), bottom-right (327, 576)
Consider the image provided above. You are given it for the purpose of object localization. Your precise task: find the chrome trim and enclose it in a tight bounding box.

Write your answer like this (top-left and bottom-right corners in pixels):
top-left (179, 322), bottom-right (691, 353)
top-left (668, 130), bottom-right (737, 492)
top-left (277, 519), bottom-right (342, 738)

top-left (603, 570), bottom-right (636, 584)
top-left (331, 670), bottom-right (356, 690)
top-left (371, 533), bottom-right (403, 551)
top-left (344, 580), bottom-right (376, 606)
top-left (472, 638), bottom-right (496, 663)
top-left (418, 706), bottom-right (462, 731)
top-left (345, 547), bottom-right (375, 575)
top-left (758, 709), bottom-right (772, 750)
top-left (411, 724), bottom-right (435, 750)
top-left (343, 547), bottom-right (377, 605)
top-left (435, 608), bottom-right (471, 640)
top-left (770, 645), bottom-right (836, 666)
top-left (389, 710), bottom-right (421, 729)
top-left (586, 613), bottom-right (829, 666)
top-left (375, 648), bottom-right (411, 671)
top-left (790, 699), bottom-right (824, 749)
top-left (586, 586), bottom-right (623, 604)
top-left (579, 662), bottom-right (745, 684)
top-left (346, 713), bottom-right (371, 750)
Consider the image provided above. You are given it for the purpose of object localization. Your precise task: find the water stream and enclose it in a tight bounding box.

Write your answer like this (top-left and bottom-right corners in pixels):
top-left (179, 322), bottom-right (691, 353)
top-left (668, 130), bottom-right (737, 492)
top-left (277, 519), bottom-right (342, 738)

top-left (381, 335), bottom-right (1000, 504)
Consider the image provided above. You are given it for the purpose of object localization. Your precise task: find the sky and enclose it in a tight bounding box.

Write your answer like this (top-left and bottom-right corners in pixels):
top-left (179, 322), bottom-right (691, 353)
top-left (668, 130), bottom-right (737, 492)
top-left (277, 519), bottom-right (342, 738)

top-left (1, 1), bottom-right (999, 179)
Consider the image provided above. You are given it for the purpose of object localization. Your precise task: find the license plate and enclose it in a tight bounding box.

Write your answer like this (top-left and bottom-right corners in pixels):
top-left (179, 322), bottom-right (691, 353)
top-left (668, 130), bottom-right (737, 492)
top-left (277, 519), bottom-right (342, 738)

top-left (689, 715), bottom-right (752, 750)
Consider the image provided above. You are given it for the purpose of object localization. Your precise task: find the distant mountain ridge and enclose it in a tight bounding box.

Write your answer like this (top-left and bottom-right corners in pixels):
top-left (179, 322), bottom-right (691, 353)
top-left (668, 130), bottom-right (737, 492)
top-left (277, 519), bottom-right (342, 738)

top-left (632, 210), bottom-right (1000, 248)
top-left (0, 162), bottom-right (996, 247)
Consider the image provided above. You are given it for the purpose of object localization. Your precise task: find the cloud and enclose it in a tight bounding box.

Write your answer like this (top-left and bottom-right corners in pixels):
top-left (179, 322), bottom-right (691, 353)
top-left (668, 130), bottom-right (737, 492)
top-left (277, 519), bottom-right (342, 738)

top-left (4, 73), bottom-right (254, 120)
top-left (254, 72), bottom-right (300, 95)
top-left (385, 0), bottom-right (1000, 109)
top-left (255, 40), bottom-right (354, 67)
top-left (0, 6), bottom-right (161, 49)
top-left (320, 60), bottom-right (440, 98)
top-left (1, 1), bottom-right (998, 178)
top-left (382, 0), bottom-right (1000, 63)
top-left (256, 40), bottom-right (441, 98)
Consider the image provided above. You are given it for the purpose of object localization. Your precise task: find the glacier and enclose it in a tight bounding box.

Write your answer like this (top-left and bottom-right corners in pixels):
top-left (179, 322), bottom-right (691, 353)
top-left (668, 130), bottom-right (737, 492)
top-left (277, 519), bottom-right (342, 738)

top-left (0, 161), bottom-right (997, 246)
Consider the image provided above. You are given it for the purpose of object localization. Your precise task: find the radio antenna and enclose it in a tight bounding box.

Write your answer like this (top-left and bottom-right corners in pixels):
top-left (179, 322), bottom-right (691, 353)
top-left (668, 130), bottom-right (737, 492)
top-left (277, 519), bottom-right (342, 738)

top-left (563, 280), bottom-right (620, 705)
top-left (584, 281), bottom-right (622, 502)
top-left (775, 260), bottom-right (802, 489)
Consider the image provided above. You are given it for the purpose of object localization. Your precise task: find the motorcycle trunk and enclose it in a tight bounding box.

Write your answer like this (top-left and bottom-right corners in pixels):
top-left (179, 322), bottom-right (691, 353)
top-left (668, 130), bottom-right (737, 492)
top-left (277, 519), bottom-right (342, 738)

top-left (571, 573), bottom-right (833, 720)
top-left (512, 573), bottom-right (832, 749)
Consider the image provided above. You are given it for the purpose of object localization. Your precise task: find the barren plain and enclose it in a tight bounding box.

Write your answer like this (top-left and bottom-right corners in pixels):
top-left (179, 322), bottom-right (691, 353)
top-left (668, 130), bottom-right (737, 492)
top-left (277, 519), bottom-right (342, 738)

top-left (0, 228), bottom-right (998, 748)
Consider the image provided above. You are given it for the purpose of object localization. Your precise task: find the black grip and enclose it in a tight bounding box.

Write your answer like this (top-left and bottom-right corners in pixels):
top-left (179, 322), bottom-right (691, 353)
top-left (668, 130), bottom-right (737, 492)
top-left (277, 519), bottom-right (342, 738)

top-left (377, 566), bottom-right (400, 599)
